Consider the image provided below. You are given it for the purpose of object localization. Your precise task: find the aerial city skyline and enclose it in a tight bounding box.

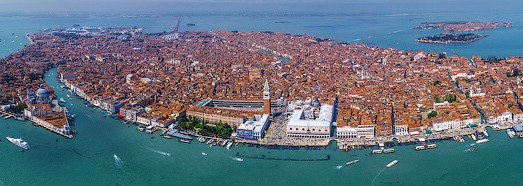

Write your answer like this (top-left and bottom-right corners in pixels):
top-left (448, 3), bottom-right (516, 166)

top-left (0, 1), bottom-right (523, 185)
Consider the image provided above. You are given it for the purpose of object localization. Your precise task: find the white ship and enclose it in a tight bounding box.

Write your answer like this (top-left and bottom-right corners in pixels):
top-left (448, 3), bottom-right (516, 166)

top-left (6, 137), bottom-right (30, 150)
top-left (476, 139), bottom-right (490, 144)
top-left (345, 159), bottom-right (360, 166)
top-left (233, 157), bottom-right (244, 162)
top-left (386, 160), bottom-right (398, 168)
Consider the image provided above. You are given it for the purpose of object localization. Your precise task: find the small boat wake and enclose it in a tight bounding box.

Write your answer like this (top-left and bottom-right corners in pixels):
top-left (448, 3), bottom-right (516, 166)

top-left (371, 167), bottom-right (386, 186)
top-left (469, 143), bottom-right (476, 147)
top-left (146, 148), bottom-right (170, 156)
top-left (114, 154), bottom-right (125, 169)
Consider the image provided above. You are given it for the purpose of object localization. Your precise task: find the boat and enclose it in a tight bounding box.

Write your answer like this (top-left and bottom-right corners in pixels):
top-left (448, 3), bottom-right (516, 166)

top-left (187, 23), bottom-right (196, 26)
top-left (386, 160), bottom-right (399, 168)
top-left (233, 157), bottom-right (244, 162)
top-left (4, 115), bottom-right (12, 119)
top-left (471, 134), bottom-right (477, 141)
top-left (415, 146), bottom-right (425, 151)
top-left (344, 159), bottom-right (360, 166)
top-left (469, 147), bottom-right (475, 151)
top-left (372, 149), bottom-right (383, 154)
top-left (507, 129), bottom-right (514, 139)
top-left (383, 149), bottom-right (395, 153)
top-left (427, 144), bottom-right (437, 149)
top-left (201, 152), bottom-right (207, 156)
top-left (163, 135), bottom-right (172, 139)
top-left (59, 98), bottom-right (66, 103)
top-left (137, 126), bottom-right (145, 132)
top-left (483, 131), bottom-right (489, 137)
top-left (221, 140), bottom-right (228, 147)
top-left (226, 141), bottom-right (233, 150)
top-left (180, 139), bottom-right (191, 143)
top-left (476, 139), bottom-right (490, 144)
top-left (6, 137), bottom-right (30, 150)
top-left (67, 94), bottom-right (70, 98)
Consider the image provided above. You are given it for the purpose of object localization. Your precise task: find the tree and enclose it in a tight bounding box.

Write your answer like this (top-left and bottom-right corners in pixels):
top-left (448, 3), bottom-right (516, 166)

top-left (465, 92), bottom-right (470, 98)
top-left (428, 111), bottom-right (438, 118)
top-left (514, 69), bottom-right (521, 77)
top-left (434, 96), bottom-right (443, 103)
top-left (508, 102), bottom-right (514, 108)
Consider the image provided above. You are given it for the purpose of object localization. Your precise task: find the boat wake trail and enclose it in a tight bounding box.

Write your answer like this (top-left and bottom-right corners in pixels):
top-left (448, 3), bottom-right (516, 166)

top-left (469, 143), bottom-right (476, 147)
top-left (371, 168), bottom-right (386, 186)
top-left (114, 154), bottom-right (125, 169)
top-left (146, 147), bottom-right (171, 156)
top-left (0, 179), bottom-right (6, 186)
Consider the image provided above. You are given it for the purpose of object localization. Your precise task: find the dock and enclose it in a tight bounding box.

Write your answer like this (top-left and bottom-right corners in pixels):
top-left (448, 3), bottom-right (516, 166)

top-left (166, 129), bottom-right (192, 140)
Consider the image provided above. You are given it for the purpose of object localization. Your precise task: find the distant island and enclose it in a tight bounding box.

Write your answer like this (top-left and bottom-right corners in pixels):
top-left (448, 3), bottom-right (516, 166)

top-left (416, 33), bottom-right (487, 44)
top-left (413, 21), bottom-right (512, 32)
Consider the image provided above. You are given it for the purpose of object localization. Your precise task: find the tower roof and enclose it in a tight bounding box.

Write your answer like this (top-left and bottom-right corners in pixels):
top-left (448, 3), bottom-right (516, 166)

top-left (264, 79), bottom-right (270, 90)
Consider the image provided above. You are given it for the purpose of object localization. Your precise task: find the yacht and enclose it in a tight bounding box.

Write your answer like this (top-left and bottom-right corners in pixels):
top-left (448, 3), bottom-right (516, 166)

top-left (233, 157), bottom-right (244, 162)
top-left (226, 141), bottom-right (233, 150)
top-left (415, 146), bottom-right (425, 151)
top-left (6, 137), bottom-right (30, 150)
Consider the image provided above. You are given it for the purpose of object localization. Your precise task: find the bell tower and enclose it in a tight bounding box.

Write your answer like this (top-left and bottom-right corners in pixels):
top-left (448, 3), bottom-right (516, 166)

top-left (263, 79), bottom-right (271, 115)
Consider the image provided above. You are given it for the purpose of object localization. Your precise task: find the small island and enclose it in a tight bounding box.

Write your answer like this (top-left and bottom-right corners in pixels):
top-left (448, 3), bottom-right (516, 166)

top-left (416, 33), bottom-right (487, 44)
top-left (413, 21), bottom-right (512, 32)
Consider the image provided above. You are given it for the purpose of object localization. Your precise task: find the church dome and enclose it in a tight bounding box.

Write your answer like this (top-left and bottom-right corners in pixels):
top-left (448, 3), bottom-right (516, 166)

top-left (36, 88), bottom-right (48, 97)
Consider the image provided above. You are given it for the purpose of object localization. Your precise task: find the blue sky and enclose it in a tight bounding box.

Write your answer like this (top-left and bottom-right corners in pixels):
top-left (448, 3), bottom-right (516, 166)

top-left (0, 0), bottom-right (517, 14)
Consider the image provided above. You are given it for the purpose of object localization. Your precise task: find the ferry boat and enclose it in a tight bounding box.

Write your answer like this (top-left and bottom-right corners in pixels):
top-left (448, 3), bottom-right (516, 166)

top-left (476, 139), bottom-right (490, 144)
top-left (345, 159), bottom-right (360, 166)
top-left (180, 139), bottom-right (191, 143)
top-left (383, 149), bottom-right (395, 153)
top-left (415, 146), bottom-right (425, 151)
top-left (372, 149), bottom-right (383, 154)
top-left (427, 144), bottom-right (437, 149)
top-left (386, 160), bottom-right (398, 168)
top-left (6, 137), bottom-right (30, 150)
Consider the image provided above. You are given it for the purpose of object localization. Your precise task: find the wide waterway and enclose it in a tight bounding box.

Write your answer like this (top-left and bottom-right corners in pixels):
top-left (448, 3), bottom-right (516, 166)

top-left (0, 68), bottom-right (521, 185)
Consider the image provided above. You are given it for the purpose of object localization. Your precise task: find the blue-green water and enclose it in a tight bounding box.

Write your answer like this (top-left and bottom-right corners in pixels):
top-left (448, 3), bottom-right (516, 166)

top-left (1, 8), bottom-right (523, 185)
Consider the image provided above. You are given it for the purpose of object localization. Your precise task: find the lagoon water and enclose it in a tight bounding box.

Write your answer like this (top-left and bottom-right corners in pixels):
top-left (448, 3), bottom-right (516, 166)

top-left (1, 6), bottom-right (523, 185)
